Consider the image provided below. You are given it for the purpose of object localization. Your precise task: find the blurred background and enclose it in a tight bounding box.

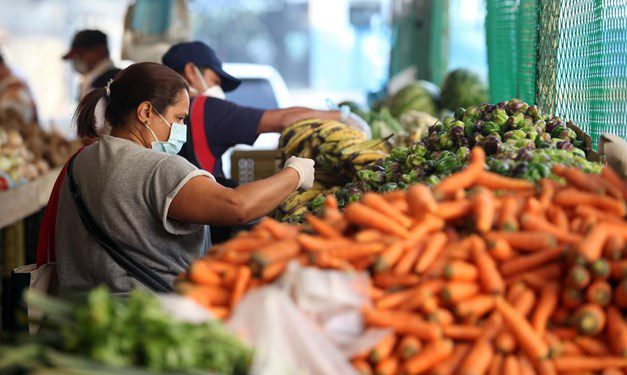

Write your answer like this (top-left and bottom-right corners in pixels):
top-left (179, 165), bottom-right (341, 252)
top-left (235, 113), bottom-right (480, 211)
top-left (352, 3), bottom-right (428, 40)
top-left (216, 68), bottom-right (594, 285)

top-left (0, 0), bottom-right (487, 137)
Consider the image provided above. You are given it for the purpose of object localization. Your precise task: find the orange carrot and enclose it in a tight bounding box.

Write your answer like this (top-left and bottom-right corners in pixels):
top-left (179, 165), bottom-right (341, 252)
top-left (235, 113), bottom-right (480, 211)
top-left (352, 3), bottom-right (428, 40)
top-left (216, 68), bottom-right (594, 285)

top-left (473, 187), bottom-right (496, 233)
top-left (185, 285), bottom-right (229, 308)
top-left (487, 238), bottom-right (515, 261)
top-left (488, 353), bottom-right (504, 375)
top-left (393, 244), bottom-right (422, 275)
top-left (188, 261), bottom-right (222, 286)
top-left (327, 242), bottom-right (386, 260)
top-left (374, 356), bottom-right (398, 375)
top-left (576, 205), bottom-right (625, 225)
top-left (429, 308), bottom-right (455, 325)
top-left (375, 241), bottom-right (407, 272)
top-left (362, 192), bottom-right (413, 229)
top-left (456, 295), bottom-right (495, 319)
top-left (552, 328), bottom-right (578, 341)
top-left (431, 343), bottom-right (470, 375)
top-left (520, 213), bottom-right (583, 244)
top-left (601, 368), bottom-right (624, 375)
top-left (376, 287), bottom-right (424, 310)
top-left (514, 288), bottom-right (537, 318)
top-left (222, 235), bottom-right (264, 253)
top-left (369, 333), bottom-right (397, 363)
top-left (415, 232), bottom-right (448, 273)
top-left (553, 356), bottom-right (627, 372)
top-left (605, 235), bottom-right (626, 261)
top-left (251, 239), bottom-right (300, 268)
top-left (531, 282), bottom-right (559, 336)
top-left (261, 260), bottom-right (287, 281)
top-left (440, 281), bottom-right (481, 303)
top-left (421, 251), bottom-right (448, 279)
top-left (495, 297), bottom-right (550, 359)
top-left (444, 260), bottom-right (478, 281)
top-left (257, 217), bottom-right (299, 240)
top-left (486, 231), bottom-right (557, 252)
top-left (539, 179), bottom-right (556, 208)
top-left (607, 306), bottom-right (627, 357)
top-left (547, 205), bottom-right (569, 232)
top-left (534, 358), bottom-right (557, 375)
top-left (576, 224), bottom-right (610, 262)
top-left (373, 272), bottom-right (421, 289)
top-left (589, 258), bottom-right (611, 280)
top-left (442, 324), bottom-right (483, 340)
top-left (305, 214), bottom-right (342, 238)
top-left (574, 336), bottom-right (611, 356)
top-left (297, 233), bottom-right (350, 252)
top-left (518, 355), bottom-right (535, 375)
top-left (345, 203), bottom-right (411, 238)
top-left (507, 263), bottom-right (564, 288)
top-left (615, 278), bottom-right (627, 309)
top-left (567, 265), bottom-right (592, 289)
top-left (458, 338), bottom-right (495, 375)
top-left (407, 214), bottom-right (446, 245)
top-left (525, 197), bottom-right (544, 216)
top-left (407, 184), bottom-right (438, 215)
top-left (324, 195), bottom-right (341, 219)
top-left (436, 199), bottom-right (473, 220)
top-left (476, 170), bottom-right (535, 190)
top-left (471, 237), bottom-right (505, 295)
top-left (502, 355), bottom-right (519, 375)
top-left (495, 330), bottom-right (517, 354)
top-left (574, 304), bottom-right (606, 336)
top-left (403, 339), bottom-right (454, 374)
top-left (561, 287), bottom-right (585, 309)
top-left (586, 280), bottom-right (612, 306)
top-left (498, 196), bottom-right (523, 231)
top-left (203, 305), bottom-right (228, 319)
top-left (351, 359), bottom-right (372, 375)
top-left (601, 166), bottom-right (627, 198)
top-left (553, 164), bottom-right (606, 194)
top-left (397, 335), bottom-right (422, 359)
top-left (501, 247), bottom-right (565, 277)
top-left (230, 266), bottom-right (252, 308)
top-left (445, 237), bottom-right (474, 261)
top-left (555, 188), bottom-right (626, 217)
top-left (435, 147), bottom-right (485, 195)
top-left (355, 229), bottom-right (384, 243)
top-left (363, 309), bottom-right (442, 340)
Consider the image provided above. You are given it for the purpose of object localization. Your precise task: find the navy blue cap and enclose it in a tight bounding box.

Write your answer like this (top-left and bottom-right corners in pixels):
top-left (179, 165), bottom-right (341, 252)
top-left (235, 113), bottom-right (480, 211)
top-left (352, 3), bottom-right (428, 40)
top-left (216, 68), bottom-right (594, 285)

top-left (162, 41), bottom-right (240, 92)
top-left (63, 30), bottom-right (108, 60)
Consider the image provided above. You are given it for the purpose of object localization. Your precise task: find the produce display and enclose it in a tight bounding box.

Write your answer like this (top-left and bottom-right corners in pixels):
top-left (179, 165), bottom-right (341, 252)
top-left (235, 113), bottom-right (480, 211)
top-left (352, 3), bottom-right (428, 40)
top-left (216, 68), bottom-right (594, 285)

top-left (276, 119), bottom-right (392, 222)
top-left (1, 287), bottom-right (252, 374)
top-left (179, 147), bottom-right (627, 374)
top-left (386, 82), bottom-right (438, 118)
top-left (440, 68), bottom-right (489, 111)
top-left (350, 98), bottom-right (602, 200)
top-left (0, 110), bottom-right (79, 190)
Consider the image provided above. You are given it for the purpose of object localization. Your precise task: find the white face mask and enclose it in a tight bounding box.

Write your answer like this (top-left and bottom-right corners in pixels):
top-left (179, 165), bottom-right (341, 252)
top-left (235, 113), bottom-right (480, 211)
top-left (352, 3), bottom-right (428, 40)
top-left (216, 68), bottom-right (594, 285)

top-left (192, 66), bottom-right (226, 99)
top-left (203, 85), bottom-right (226, 99)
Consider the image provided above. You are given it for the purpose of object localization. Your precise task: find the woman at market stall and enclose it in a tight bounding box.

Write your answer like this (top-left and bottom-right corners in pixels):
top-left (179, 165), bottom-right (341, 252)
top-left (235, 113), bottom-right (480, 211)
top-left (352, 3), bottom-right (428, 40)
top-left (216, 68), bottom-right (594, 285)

top-left (53, 62), bottom-right (314, 295)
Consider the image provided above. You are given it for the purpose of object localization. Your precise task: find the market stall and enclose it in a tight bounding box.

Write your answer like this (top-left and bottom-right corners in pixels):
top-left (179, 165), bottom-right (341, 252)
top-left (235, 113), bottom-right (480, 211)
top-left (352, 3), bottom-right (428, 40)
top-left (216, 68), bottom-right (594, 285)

top-left (2, 0), bottom-right (627, 374)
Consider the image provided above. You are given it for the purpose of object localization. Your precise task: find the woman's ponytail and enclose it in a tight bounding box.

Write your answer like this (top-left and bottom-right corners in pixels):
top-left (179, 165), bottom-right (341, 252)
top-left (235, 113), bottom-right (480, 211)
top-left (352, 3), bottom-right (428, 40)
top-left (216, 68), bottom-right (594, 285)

top-left (74, 87), bottom-right (106, 138)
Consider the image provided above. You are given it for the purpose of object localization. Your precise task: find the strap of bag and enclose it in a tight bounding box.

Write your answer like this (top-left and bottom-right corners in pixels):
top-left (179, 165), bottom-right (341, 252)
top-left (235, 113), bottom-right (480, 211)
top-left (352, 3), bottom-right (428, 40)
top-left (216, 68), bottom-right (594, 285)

top-left (66, 153), bottom-right (173, 292)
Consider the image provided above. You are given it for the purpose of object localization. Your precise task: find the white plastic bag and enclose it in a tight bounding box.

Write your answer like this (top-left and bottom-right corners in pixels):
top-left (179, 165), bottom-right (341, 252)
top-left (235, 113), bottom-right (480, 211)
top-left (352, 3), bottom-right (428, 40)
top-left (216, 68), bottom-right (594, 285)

top-left (228, 261), bottom-right (389, 375)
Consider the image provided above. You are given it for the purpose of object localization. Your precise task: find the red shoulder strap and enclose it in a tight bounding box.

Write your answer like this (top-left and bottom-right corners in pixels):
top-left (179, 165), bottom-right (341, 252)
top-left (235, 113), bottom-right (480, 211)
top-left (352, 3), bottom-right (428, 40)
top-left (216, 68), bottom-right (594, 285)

top-left (190, 96), bottom-right (216, 173)
top-left (36, 147), bottom-right (85, 267)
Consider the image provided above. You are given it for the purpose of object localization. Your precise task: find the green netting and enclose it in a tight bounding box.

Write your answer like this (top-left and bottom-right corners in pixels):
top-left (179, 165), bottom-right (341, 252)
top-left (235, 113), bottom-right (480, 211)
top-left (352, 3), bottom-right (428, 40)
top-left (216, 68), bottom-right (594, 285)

top-left (487, 0), bottom-right (627, 145)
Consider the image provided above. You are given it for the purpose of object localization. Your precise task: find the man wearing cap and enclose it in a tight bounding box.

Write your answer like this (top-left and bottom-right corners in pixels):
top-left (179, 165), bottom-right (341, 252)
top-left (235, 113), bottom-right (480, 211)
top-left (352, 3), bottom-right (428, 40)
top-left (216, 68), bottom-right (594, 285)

top-left (63, 30), bottom-right (121, 100)
top-left (162, 41), bottom-right (371, 182)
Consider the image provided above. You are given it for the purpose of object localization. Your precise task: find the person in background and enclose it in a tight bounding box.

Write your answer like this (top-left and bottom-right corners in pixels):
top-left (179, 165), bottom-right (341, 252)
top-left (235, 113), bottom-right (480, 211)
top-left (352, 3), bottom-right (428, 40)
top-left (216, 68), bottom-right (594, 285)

top-left (62, 29), bottom-right (121, 100)
top-left (0, 53), bottom-right (38, 124)
top-left (162, 41), bottom-right (370, 182)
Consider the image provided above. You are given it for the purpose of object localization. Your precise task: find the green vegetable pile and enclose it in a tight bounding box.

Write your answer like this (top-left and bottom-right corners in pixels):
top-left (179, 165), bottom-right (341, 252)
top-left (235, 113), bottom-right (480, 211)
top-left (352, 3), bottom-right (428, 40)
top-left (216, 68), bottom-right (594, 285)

top-left (334, 99), bottom-right (602, 207)
top-left (440, 68), bottom-right (488, 111)
top-left (1, 287), bottom-right (252, 374)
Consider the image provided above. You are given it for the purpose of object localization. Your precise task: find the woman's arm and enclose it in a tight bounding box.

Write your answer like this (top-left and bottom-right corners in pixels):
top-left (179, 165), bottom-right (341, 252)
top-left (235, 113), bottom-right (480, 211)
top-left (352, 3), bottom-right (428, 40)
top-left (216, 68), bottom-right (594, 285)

top-left (167, 168), bottom-right (300, 226)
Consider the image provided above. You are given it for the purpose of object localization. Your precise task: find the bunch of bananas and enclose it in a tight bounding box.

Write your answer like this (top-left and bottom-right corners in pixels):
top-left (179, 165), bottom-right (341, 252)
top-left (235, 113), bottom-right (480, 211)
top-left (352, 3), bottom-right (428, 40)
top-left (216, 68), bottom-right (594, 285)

top-left (276, 119), bottom-right (392, 222)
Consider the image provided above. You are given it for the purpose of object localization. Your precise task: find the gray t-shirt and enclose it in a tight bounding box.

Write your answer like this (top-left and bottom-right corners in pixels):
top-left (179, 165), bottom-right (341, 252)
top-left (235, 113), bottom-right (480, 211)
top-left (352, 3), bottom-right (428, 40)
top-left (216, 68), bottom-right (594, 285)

top-left (55, 135), bottom-right (214, 296)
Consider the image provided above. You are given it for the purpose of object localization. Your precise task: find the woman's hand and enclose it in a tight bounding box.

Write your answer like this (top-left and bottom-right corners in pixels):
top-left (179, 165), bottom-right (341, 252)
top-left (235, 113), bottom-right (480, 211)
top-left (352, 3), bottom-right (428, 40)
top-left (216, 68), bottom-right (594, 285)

top-left (283, 156), bottom-right (315, 190)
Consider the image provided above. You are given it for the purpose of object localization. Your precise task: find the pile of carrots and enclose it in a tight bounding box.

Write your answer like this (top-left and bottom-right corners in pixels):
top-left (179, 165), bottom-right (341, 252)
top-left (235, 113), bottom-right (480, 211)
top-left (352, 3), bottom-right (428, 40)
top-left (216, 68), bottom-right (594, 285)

top-left (178, 147), bottom-right (627, 375)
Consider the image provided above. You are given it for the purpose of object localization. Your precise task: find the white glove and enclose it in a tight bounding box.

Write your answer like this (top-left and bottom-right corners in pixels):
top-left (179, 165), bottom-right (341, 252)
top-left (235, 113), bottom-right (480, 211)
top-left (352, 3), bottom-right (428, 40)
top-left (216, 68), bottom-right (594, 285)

top-left (284, 156), bottom-right (315, 190)
top-left (340, 106), bottom-right (372, 140)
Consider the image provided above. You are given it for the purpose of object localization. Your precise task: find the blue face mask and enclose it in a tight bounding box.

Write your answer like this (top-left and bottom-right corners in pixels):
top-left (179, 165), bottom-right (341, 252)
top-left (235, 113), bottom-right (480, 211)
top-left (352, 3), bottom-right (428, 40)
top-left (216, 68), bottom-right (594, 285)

top-left (145, 110), bottom-right (187, 155)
